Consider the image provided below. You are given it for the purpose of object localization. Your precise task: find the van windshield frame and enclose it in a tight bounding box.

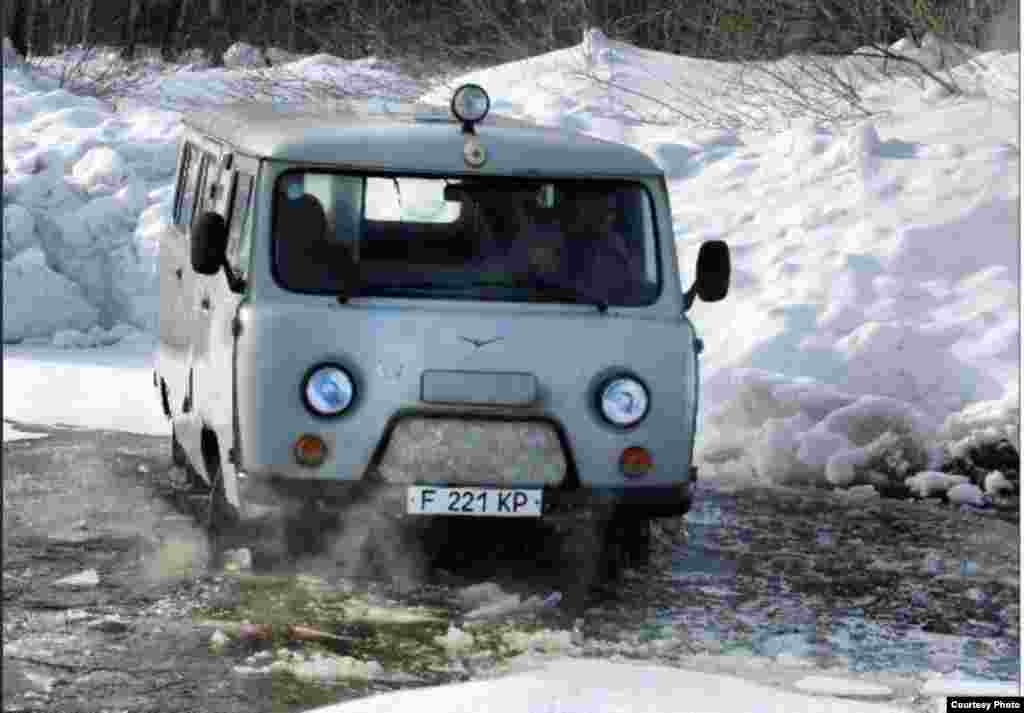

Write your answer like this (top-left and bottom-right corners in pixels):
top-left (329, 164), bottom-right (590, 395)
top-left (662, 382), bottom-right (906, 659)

top-left (270, 171), bottom-right (663, 307)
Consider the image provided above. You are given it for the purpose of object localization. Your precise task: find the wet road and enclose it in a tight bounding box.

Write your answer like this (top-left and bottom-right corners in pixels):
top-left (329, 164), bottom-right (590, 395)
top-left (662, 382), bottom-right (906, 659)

top-left (3, 423), bottom-right (1020, 712)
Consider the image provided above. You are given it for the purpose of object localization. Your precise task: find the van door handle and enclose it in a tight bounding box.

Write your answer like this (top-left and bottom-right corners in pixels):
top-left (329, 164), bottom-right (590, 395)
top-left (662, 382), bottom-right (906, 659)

top-left (175, 268), bottom-right (183, 280)
top-left (200, 297), bottom-right (211, 311)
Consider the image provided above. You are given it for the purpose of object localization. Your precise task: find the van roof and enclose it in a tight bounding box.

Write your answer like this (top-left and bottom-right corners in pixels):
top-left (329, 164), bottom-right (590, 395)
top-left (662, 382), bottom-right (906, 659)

top-left (182, 101), bottom-right (663, 177)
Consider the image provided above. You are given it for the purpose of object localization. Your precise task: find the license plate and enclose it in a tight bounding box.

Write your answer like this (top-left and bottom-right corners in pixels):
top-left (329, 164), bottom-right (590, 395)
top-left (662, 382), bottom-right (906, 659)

top-left (406, 486), bottom-right (542, 517)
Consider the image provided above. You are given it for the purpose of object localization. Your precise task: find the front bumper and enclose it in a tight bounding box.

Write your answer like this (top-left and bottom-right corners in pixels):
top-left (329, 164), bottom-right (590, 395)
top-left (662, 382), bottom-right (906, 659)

top-left (236, 471), bottom-right (693, 524)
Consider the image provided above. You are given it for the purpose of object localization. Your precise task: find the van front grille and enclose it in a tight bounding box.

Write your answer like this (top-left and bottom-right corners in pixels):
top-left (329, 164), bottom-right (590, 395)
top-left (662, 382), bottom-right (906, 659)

top-left (375, 418), bottom-right (567, 486)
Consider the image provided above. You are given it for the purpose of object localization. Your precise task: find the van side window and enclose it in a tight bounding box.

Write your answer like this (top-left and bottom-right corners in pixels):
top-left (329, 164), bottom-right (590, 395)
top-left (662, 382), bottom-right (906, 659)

top-left (191, 153), bottom-right (214, 230)
top-left (174, 143), bottom-right (196, 229)
top-left (226, 172), bottom-right (254, 281)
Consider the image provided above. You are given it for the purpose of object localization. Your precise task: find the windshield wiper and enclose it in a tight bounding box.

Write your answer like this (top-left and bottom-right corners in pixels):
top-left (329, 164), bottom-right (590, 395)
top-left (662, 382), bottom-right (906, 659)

top-left (532, 277), bottom-right (609, 314)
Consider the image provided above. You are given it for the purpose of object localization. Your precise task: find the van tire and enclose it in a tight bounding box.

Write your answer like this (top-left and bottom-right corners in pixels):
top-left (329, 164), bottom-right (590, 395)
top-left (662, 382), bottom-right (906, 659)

top-left (200, 429), bottom-right (239, 535)
top-left (559, 509), bottom-right (619, 618)
top-left (610, 515), bottom-right (651, 570)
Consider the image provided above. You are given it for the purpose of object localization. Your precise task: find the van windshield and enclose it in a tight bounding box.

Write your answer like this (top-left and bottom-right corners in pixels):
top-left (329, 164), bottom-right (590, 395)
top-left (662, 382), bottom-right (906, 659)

top-left (272, 172), bottom-right (660, 306)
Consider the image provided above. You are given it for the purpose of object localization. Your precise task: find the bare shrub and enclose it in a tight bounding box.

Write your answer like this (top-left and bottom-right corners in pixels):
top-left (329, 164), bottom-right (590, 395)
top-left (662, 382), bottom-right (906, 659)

top-left (27, 44), bottom-right (154, 104)
top-left (569, 0), bottom-right (1006, 130)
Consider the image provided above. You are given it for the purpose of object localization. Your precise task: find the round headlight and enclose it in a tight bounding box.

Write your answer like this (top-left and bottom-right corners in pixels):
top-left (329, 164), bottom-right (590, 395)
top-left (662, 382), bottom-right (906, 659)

top-left (451, 84), bottom-right (490, 124)
top-left (303, 365), bottom-right (355, 417)
top-left (599, 377), bottom-right (649, 427)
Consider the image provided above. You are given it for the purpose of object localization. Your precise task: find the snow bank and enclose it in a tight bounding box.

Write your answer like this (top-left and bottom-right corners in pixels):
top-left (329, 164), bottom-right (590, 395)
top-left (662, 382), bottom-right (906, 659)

top-left (3, 37), bottom-right (20, 66)
top-left (307, 658), bottom-right (914, 713)
top-left (3, 248), bottom-right (100, 341)
top-left (2, 67), bottom-right (178, 343)
top-left (2, 344), bottom-right (168, 435)
top-left (3, 422), bottom-right (48, 442)
top-left (223, 42), bottom-right (268, 69)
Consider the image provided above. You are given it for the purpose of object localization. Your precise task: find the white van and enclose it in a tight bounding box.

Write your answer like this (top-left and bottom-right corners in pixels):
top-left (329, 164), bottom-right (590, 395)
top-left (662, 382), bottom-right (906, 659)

top-left (156, 85), bottom-right (730, 577)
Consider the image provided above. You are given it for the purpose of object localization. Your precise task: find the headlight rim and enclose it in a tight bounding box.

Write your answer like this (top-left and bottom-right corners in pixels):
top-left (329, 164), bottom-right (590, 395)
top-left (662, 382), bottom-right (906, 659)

top-left (301, 362), bottom-right (357, 419)
top-left (596, 373), bottom-right (650, 429)
top-left (450, 83), bottom-right (491, 124)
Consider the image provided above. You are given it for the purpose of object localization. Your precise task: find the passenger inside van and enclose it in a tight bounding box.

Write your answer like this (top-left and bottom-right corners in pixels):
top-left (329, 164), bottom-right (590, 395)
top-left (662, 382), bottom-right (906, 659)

top-left (470, 189), bottom-right (645, 304)
top-left (275, 191), bottom-right (358, 291)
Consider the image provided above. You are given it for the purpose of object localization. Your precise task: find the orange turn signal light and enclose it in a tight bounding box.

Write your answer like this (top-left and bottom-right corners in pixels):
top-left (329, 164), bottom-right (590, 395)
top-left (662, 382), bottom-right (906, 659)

top-left (294, 434), bottom-right (327, 467)
top-left (620, 446), bottom-right (653, 478)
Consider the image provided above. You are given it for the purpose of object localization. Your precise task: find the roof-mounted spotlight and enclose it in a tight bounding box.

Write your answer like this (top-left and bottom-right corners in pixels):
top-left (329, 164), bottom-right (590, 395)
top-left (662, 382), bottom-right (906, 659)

top-left (451, 84), bottom-right (490, 134)
top-left (452, 84), bottom-right (491, 168)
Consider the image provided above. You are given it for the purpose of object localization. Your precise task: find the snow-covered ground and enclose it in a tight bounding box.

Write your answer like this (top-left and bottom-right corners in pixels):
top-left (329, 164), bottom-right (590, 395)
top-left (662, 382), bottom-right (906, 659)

top-left (2, 33), bottom-right (1020, 712)
top-left (307, 657), bottom-right (1015, 713)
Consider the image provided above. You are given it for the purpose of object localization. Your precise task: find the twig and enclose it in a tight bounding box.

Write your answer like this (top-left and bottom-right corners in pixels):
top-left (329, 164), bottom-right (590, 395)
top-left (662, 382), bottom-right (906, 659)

top-left (5, 655), bottom-right (177, 676)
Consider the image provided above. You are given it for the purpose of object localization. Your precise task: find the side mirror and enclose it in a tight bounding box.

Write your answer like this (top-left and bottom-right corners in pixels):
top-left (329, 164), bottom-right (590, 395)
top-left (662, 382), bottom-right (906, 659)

top-left (191, 212), bottom-right (228, 275)
top-left (685, 240), bottom-right (730, 309)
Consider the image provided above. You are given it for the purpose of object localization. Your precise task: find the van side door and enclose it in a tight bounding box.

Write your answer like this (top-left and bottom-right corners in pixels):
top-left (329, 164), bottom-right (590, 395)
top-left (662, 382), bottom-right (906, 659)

top-left (191, 153), bottom-right (258, 493)
top-left (158, 139), bottom-right (203, 420)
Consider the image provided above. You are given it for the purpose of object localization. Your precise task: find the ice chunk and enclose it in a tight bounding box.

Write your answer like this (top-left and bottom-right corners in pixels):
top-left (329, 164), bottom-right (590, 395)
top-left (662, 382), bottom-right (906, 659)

top-left (947, 483), bottom-right (986, 507)
top-left (436, 625), bottom-right (475, 656)
top-left (2, 203), bottom-right (36, 259)
top-left (796, 428), bottom-right (849, 470)
top-left (28, 105), bottom-right (108, 131)
top-left (920, 673), bottom-right (1020, 699)
top-left (223, 548), bottom-right (253, 572)
top-left (840, 485), bottom-right (880, 500)
top-left (751, 412), bottom-right (818, 484)
top-left (3, 251), bottom-right (99, 342)
top-left (794, 675), bottom-right (892, 699)
top-left (55, 569), bottom-right (100, 588)
top-left (3, 36), bottom-right (21, 65)
top-left (826, 444), bottom-right (873, 487)
top-left (3, 423), bottom-right (48, 441)
top-left (503, 628), bottom-right (574, 655)
top-left (464, 593), bottom-right (523, 621)
top-left (209, 630), bottom-right (229, 653)
top-left (72, 146), bottom-right (132, 194)
top-left (223, 42), bottom-right (268, 69)
top-left (271, 651), bottom-right (384, 682)
top-left (984, 471), bottom-right (1014, 495)
top-left (456, 582), bottom-right (506, 609)
top-left (904, 471), bottom-right (968, 497)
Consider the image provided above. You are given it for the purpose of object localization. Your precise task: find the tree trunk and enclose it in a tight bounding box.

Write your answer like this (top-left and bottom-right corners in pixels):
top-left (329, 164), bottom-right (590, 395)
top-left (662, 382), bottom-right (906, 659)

top-left (81, 0), bottom-right (93, 47)
top-left (6, 0), bottom-right (29, 57)
top-left (173, 0), bottom-right (192, 60)
top-left (158, 0), bottom-right (176, 60)
top-left (206, 0), bottom-right (227, 66)
top-left (24, 0), bottom-right (39, 57)
top-left (62, 0), bottom-right (74, 47)
top-left (289, 0), bottom-right (297, 53)
top-left (257, 0), bottom-right (271, 64)
top-left (121, 0), bottom-right (141, 58)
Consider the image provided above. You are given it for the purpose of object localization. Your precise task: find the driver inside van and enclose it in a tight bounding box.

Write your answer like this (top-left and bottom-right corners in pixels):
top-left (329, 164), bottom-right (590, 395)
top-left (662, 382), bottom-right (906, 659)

top-left (561, 192), bottom-right (642, 303)
top-left (473, 196), bottom-right (563, 285)
top-left (470, 187), bottom-right (644, 304)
